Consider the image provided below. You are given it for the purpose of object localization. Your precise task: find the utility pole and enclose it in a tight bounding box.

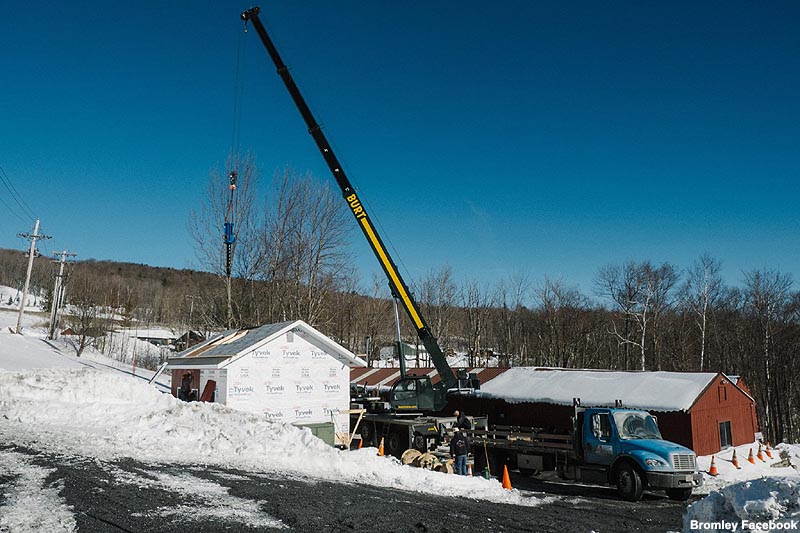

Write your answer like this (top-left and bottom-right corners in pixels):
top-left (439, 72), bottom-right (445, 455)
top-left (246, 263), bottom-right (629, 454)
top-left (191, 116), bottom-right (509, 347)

top-left (48, 250), bottom-right (77, 340)
top-left (224, 170), bottom-right (237, 329)
top-left (15, 219), bottom-right (51, 334)
top-left (183, 294), bottom-right (201, 351)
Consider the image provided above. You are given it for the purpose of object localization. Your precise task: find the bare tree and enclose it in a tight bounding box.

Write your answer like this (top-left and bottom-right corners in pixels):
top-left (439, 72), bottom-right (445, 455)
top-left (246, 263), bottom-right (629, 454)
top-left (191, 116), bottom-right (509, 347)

top-left (743, 269), bottom-right (793, 442)
top-left (596, 262), bottom-right (641, 369)
top-left (257, 168), bottom-right (352, 326)
top-left (64, 272), bottom-right (106, 356)
top-left (354, 273), bottom-right (393, 366)
top-left (537, 277), bottom-right (592, 367)
top-left (188, 152), bottom-right (260, 327)
top-left (460, 278), bottom-right (494, 366)
top-left (416, 265), bottom-right (459, 361)
top-left (491, 271), bottom-right (531, 366)
top-left (596, 261), bottom-right (678, 370)
top-left (680, 254), bottom-right (723, 370)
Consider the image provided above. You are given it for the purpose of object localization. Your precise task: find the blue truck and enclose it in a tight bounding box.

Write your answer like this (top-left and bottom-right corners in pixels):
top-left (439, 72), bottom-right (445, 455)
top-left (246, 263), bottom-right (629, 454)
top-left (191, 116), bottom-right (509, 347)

top-left (468, 404), bottom-right (703, 501)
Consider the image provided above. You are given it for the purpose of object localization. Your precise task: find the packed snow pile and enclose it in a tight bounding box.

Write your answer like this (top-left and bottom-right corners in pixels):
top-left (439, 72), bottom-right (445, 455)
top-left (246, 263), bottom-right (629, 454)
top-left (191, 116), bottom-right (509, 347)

top-left (0, 367), bottom-right (540, 508)
top-left (686, 443), bottom-right (800, 531)
top-left (684, 476), bottom-right (800, 532)
top-left (696, 443), bottom-right (800, 494)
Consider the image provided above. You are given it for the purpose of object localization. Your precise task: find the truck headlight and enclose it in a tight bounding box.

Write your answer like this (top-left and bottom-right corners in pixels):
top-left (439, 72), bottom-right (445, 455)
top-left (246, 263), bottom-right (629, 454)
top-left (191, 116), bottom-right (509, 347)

top-left (645, 458), bottom-right (667, 467)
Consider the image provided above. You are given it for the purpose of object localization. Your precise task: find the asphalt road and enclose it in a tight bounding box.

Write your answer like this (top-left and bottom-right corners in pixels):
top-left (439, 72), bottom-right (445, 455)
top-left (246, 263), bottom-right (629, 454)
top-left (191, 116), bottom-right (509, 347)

top-left (1, 446), bottom-right (690, 532)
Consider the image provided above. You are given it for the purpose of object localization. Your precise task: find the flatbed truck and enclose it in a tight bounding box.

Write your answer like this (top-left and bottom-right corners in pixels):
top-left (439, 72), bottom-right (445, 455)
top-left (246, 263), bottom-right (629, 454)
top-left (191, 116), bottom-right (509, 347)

top-left (466, 404), bottom-right (703, 501)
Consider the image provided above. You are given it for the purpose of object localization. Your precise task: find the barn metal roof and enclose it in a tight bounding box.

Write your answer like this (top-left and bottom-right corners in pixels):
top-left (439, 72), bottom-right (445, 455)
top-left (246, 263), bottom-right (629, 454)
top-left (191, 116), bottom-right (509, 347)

top-left (478, 368), bottom-right (740, 412)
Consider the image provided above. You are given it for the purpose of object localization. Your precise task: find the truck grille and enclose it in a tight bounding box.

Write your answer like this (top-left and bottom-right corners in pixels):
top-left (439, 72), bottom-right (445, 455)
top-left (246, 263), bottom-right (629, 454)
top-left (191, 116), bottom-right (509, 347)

top-left (671, 453), bottom-right (696, 470)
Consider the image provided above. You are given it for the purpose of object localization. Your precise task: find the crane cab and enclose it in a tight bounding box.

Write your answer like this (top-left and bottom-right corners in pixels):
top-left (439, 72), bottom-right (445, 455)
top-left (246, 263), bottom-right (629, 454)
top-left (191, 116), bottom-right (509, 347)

top-left (390, 376), bottom-right (436, 411)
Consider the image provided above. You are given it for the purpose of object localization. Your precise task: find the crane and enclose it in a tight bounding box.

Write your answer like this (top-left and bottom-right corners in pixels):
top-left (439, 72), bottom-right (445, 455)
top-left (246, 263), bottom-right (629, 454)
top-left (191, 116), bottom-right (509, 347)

top-left (240, 6), bottom-right (477, 412)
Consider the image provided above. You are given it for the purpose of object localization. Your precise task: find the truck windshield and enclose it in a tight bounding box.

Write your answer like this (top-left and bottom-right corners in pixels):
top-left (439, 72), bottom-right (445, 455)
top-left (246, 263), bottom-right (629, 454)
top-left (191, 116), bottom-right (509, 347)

top-left (613, 412), bottom-right (663, 440)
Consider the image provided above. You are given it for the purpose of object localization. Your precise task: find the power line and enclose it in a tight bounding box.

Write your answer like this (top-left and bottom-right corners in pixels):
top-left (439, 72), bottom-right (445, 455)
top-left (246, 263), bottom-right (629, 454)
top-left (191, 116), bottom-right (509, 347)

top-left (0, 164), bottom-right (37, 222)
top-left (0, 191), bottom-right (28, 224)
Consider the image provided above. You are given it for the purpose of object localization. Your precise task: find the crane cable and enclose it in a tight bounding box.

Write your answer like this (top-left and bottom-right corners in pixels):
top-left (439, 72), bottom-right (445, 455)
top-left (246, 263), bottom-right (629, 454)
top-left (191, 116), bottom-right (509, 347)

top-left (230, 25), bottom-right (247, 162)
top-left (224, 26), bottom-right (247, 278)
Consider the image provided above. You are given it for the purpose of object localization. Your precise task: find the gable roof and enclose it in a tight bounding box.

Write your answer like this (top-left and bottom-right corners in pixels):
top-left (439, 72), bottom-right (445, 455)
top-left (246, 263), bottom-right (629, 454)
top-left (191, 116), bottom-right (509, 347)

top-left (167, 320), bottom-right (366, 370)
top-left (478, 368), bottom-right (727, 412)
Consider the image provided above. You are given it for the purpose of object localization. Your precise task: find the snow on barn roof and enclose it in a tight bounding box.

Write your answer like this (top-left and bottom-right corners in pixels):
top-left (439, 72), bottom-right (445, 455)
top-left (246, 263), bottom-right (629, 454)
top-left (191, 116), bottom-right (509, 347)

top-left (167, 320), bottom-right (366, 369)
top-left (478, 367), bottom-right (723, 412)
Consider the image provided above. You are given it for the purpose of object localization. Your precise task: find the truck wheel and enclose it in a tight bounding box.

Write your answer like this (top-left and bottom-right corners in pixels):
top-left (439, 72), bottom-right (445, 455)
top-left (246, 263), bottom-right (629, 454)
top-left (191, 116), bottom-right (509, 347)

top-left (666, 488), bottom-right (692, 501)
top-left (616, 463), bottom-right (644, 502)
top-left (360, 423), bottom-right (374, 447)
top-left (386, 431), bottom-right (404, 458)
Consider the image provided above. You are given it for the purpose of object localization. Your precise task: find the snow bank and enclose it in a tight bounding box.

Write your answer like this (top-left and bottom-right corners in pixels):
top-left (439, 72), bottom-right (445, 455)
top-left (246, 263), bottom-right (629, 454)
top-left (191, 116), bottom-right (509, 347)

top-left (686, 443), bottom-right (800, 531)
top-left (684, 476), bottom-right (800, 532)
top-left (696, 443), bottom-right (800, 495)
top-left (0, 368), bottom-right (542, 507)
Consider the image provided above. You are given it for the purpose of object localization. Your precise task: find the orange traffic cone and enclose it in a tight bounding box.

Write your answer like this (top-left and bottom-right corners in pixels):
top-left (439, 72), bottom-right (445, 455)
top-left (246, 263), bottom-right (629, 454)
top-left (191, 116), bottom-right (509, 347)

top-left (731, 449), bottom-right (741, 469)
top-left (747, 448), bottom-right (755, 464)
top-left (501, 465), bottom-right (513, 490)
top-left (357, 437), bottom-right (363, 449)
top-left (377, 437), bottom-right (385, 457)
top-left (467, 463), bottom-right (473, 477)
top-left (766, 442), bottom-right (774, 459)
top-left (757, 443), bottom-right (765, 462)
top-left (708, 456), bottom-right (718, 476)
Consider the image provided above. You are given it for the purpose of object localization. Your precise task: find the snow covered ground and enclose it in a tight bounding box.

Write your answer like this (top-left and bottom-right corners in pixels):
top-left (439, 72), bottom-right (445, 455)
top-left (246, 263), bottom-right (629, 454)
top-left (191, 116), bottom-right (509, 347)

top-left (3, 306), bottom-right (800, 532)
top-left (0, 308), bottom-right (546, 532)
top-left (686, 444), bottom-right (800, 531)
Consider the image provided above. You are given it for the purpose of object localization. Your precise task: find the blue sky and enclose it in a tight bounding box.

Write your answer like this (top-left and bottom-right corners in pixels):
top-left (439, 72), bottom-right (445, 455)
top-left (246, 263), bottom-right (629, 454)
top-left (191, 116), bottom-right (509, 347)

top-left (1, 1), bottom-right (798, 300)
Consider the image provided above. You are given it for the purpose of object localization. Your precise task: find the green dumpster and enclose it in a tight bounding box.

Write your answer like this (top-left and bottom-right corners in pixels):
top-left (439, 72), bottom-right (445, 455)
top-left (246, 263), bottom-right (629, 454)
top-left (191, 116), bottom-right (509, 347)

top-left (295, 421), bottom-right (336, 446)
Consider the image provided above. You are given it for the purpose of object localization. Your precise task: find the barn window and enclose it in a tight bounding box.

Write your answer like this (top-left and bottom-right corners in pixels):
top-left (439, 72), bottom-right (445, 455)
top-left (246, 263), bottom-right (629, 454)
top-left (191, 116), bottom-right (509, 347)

top-left (719, 421), bottom-right (732, 448)
top-left (718, 386), bottom-right (727, 402)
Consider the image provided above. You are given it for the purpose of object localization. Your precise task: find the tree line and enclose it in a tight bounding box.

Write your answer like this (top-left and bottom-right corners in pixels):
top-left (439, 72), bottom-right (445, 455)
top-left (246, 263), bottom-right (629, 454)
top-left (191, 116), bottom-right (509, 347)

top-left (2, 163), bottom-right (797, 445)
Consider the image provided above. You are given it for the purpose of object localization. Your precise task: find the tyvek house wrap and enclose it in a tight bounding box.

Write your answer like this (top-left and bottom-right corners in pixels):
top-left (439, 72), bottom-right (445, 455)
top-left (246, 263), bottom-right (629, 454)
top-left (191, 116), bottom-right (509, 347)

top-left (170, 320), bottom-right (366, 446)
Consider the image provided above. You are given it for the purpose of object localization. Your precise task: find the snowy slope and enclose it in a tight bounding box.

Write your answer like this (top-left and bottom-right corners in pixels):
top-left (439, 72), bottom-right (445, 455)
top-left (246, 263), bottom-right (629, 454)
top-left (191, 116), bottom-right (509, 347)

top-left (4, 305), bottom-right (800, 531)
top-left (0, 308), bottom-right (170, 390)
top-left (0, 331), bottom-right (88, 371)
top-left (0, 317), bottom-right (541, 511)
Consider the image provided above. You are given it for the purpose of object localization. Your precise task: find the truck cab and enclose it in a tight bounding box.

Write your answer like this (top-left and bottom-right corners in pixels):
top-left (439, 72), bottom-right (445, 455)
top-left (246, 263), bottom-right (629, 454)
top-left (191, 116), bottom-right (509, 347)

top-left (577, 407), bottom-right (703, 501)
